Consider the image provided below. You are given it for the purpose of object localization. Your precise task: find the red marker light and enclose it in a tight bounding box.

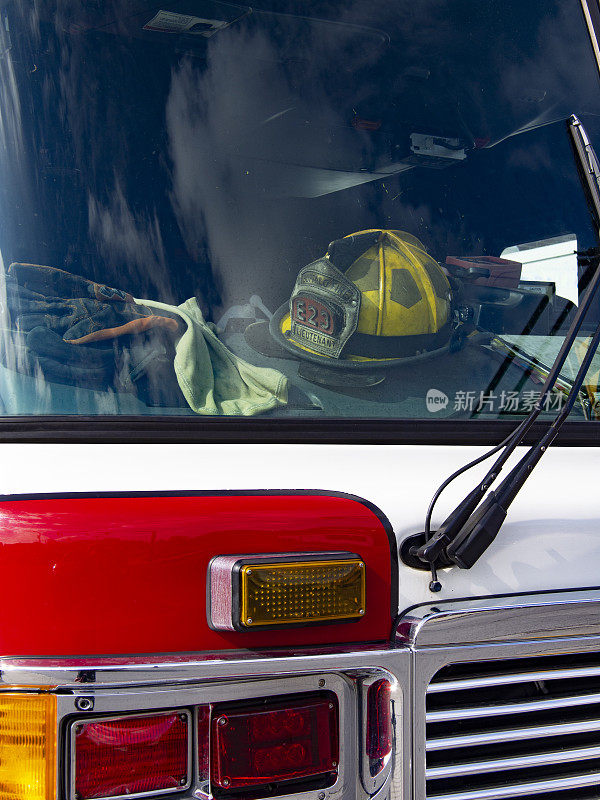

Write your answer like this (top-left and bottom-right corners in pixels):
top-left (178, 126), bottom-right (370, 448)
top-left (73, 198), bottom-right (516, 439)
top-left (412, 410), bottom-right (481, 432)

top-left (73, 711), bottom-right (190, 799)
top-left (366, 679), bottom-right (392, 774)
top-left (211, 694), bottom-right (339, 791)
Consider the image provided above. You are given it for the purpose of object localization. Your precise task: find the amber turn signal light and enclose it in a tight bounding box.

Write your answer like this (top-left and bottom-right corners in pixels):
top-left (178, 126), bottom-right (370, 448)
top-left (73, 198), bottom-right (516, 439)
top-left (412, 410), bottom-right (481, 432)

top-left (0, 692), bottom-right (57, 800)
top-left (208, 552), bottom-right (366, 631)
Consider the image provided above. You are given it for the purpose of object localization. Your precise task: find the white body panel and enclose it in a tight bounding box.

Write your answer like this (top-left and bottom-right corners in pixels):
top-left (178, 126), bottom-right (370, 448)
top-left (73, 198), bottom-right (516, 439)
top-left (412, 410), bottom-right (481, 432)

top-left (1, 442), bottom-right (597, 611)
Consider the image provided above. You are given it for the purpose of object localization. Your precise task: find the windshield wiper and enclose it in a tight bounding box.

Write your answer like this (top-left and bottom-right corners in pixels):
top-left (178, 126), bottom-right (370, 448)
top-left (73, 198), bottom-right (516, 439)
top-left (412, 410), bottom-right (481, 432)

top-left (412, 115), bottom-right (600, 577)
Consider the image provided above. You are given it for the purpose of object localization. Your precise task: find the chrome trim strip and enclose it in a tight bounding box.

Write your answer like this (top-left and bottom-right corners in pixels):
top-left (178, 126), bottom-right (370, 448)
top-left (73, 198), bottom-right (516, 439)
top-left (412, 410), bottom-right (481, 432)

top-left (426, 742), bottom-right (600, 778)
top-left (427, 770), bottom-right (600, 800)
top-left (0, 644), bottom-right (404, 689)
top-left (426, 663), bottom-right (600, 693)
top-left (427, 688), bottom-right (600, 721)
top-left (396, 589), bottom-right (600, 647)
top-left (427, 715), bottom-right (600, 750)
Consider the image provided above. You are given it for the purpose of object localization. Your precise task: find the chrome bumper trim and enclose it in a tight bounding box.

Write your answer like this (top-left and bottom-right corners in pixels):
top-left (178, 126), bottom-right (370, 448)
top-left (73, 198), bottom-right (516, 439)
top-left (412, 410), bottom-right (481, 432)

top-left (396, 587), bottom-right (600, 647)
top-left (5, 588), bottom-right (600, 800)
top-left (0, 643), bottom-right (405, 688)
top-left (1, 645), bottom-right (410, 800)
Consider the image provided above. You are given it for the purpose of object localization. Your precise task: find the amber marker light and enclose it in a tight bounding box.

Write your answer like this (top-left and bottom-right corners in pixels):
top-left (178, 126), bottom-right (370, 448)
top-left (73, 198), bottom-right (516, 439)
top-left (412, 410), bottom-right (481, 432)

top-left (0, 692), bottom-right (57, 800)
top-left (208, 552), bottom-right (366, 631)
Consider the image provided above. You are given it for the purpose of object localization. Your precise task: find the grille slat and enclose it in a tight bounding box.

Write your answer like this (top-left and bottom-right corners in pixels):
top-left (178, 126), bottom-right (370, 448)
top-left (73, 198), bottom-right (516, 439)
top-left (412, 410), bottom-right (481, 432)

top-left (426, 653), bottom-right (600, 800)
top-left (427, 664), bottom-right (600, 694)
top-left (426, 743), bottom-right (600, 778)
top-left (427, 690), bottom-right (600, 722)
top-left (427, 716), bottom-right (600, 750)
top-left (427, 770), bottom-right (600, 800)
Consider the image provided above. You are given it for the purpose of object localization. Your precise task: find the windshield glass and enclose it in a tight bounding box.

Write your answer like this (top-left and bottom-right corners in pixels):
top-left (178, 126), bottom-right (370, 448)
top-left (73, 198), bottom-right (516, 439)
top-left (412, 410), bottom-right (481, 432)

top-left (1, 0), bottom-right (600, 422)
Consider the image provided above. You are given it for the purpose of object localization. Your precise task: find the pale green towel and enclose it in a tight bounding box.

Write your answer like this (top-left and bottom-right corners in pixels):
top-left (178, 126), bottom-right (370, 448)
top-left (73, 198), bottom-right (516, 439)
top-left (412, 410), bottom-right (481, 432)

top-left (136, 297), bottom-right (288, 416)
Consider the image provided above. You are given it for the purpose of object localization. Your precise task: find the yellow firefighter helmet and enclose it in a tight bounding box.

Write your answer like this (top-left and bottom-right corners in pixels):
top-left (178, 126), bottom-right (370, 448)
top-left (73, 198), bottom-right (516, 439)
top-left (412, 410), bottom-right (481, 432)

top-left (270, 229), bottom-right (453, 367)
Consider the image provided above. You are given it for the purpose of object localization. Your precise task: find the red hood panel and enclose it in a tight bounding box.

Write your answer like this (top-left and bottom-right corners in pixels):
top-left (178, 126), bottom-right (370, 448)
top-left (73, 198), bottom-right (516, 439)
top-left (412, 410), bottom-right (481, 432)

top-left (0, 492), bottom-right (395, 656)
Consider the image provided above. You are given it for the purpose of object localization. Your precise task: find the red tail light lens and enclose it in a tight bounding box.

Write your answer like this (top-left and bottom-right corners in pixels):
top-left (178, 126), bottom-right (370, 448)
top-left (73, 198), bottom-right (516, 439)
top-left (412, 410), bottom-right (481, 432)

top-left (211, 694), bottom-right (339, 792)
top-left (366, 679), bottom-right (392, 774)
top-left (73, 711), bottom-right (190, 799)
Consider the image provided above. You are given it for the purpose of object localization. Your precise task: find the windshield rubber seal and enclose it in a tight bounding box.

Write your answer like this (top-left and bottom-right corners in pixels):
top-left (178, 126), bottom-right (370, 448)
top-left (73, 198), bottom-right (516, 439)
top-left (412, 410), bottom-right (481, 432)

top-left (0, 417), bottom-right (596, 445)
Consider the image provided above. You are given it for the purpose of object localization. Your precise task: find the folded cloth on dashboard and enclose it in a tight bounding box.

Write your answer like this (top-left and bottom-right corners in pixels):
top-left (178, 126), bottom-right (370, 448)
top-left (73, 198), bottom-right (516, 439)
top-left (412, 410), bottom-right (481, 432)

top-left (137, 297), bottom-right (289, 416)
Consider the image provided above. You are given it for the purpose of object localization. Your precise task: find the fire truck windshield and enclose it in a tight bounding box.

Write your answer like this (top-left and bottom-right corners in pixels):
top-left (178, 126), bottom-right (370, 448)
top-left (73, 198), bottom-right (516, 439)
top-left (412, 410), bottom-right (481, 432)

top-left (1, 0), bottom-right (600, 424)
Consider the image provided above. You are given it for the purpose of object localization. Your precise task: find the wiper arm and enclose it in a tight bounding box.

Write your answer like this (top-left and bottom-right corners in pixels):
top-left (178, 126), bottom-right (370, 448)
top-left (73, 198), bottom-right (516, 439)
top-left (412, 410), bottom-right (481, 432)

top-left (414, 115), bottom-right (600, 572)
top-left (416, 245), bottom-right (600, 567)
top-left (447, 314), bottom-right (600, 566)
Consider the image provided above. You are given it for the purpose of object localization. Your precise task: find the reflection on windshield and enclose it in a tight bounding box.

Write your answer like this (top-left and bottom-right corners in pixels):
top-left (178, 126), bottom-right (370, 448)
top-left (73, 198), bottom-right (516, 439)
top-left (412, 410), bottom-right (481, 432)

top-left (0, 0), bottom-right (599, 421)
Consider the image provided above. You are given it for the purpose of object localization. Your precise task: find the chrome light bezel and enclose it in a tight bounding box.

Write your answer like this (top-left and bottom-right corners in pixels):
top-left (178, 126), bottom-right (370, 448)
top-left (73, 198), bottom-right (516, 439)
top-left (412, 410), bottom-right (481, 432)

top-left (207, 551), bottom-right (365, 632)
top-left (64, 673), bottom-right (354, 800)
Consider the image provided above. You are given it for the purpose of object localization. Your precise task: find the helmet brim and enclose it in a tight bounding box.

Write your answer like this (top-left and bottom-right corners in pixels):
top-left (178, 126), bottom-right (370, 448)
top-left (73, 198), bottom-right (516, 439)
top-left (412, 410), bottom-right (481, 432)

top-left (269, 302), bottom-right (452, 370)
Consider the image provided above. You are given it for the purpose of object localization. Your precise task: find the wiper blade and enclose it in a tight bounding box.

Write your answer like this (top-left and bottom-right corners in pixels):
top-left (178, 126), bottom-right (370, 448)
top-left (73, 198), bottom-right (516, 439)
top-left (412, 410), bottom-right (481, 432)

top-left (414, 115), bottom-right (600, 573)
top-left (570, 115), bottom-right (600, 232)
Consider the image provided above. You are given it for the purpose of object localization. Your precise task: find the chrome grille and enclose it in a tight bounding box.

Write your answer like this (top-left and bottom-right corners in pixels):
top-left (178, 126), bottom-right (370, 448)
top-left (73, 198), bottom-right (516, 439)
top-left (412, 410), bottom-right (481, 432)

top-left (425, 652), bottom-right (600, 800)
